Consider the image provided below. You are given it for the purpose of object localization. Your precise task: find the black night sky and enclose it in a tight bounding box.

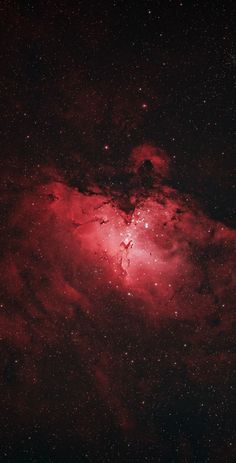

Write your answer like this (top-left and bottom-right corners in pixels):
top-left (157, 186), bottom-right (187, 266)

top-left (0, 1), bottom-right (235, 462)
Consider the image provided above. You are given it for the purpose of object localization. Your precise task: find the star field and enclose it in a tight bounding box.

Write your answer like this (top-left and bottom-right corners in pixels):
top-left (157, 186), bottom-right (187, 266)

top-left (0, 1), bottom-right (235, 462)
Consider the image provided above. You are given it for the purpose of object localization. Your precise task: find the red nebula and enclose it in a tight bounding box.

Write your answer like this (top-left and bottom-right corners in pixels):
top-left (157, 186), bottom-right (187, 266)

top-left (0, 144), bottom-right (235, 459)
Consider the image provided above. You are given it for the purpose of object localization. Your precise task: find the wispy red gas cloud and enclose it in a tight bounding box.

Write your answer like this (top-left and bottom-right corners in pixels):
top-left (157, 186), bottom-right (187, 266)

top-left (0, 144), bottom-right (235, 455)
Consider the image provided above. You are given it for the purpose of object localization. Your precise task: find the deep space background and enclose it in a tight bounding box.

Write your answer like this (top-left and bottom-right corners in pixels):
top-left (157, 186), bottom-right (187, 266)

top-left (0, 1), bottom-right (236, 462)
